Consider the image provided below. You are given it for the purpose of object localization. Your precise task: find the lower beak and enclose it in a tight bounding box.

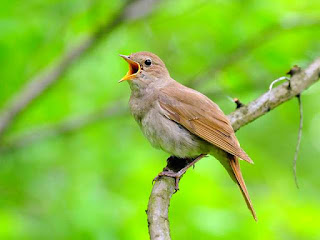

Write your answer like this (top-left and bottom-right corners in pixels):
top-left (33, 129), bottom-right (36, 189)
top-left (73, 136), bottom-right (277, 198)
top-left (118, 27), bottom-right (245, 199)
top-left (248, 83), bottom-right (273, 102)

top-left (119, 55), bottom-right (141, 83)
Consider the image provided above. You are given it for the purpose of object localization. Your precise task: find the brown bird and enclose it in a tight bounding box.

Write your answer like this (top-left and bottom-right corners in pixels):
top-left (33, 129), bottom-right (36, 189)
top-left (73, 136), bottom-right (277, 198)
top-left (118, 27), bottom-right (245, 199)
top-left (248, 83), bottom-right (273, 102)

top-left (119, 51), bottom-right (257, 221)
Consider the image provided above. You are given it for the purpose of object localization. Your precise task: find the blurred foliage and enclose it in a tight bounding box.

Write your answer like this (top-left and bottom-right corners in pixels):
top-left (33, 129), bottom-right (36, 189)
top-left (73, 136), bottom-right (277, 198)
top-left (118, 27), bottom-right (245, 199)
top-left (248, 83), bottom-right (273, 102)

top-left (1, 0), bottom-right (320, 239)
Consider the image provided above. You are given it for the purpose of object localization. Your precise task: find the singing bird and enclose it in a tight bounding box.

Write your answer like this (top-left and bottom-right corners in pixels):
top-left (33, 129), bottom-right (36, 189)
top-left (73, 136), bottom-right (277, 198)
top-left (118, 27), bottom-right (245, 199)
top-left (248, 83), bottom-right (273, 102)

top-left (119, 51), bottom-right (257, 221)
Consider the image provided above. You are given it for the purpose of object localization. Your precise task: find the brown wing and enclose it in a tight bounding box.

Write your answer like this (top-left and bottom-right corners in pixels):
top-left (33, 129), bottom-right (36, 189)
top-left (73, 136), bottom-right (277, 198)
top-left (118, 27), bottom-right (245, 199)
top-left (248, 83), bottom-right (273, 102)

top-left (159, 82), bottom-right (253, 163)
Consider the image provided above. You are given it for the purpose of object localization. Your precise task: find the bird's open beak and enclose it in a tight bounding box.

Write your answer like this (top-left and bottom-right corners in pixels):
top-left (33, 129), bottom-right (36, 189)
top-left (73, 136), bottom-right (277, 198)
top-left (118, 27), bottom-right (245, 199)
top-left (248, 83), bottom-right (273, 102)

top-left (119, 54), bottom-right (141, 83)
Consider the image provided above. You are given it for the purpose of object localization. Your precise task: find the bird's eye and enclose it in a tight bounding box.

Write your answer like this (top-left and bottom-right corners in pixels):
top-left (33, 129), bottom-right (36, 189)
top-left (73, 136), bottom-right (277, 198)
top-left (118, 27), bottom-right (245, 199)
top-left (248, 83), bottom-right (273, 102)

top-left (145, 59), bottom-right (152, 66)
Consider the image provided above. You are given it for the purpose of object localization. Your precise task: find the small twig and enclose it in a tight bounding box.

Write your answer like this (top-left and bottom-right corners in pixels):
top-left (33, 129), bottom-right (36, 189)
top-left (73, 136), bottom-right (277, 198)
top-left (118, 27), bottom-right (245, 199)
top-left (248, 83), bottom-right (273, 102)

top-left (293, 94), bottom-right (303, 189)
top-left (234, 98), bottom-right (244, 109)
top-left (227, 96), bottom-right (244, 109)
top-left (268, 76), bottom-right (291, 92)
top-left (268, 66), bottom-right (305, 189)
top-left (287, 65), bottom-right (302, 76)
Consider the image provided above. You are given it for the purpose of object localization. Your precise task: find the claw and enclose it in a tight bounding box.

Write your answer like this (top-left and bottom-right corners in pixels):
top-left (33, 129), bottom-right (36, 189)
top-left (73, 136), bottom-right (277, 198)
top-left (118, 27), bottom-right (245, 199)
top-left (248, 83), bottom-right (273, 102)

top-left (152, 173), bottom-right (163, 184)
top-left (174, 177), bottom-right (180, 191)
top-left (152, 170), bottom-right (183, 191)
top-left (152, 177), bottom-right (157, 185)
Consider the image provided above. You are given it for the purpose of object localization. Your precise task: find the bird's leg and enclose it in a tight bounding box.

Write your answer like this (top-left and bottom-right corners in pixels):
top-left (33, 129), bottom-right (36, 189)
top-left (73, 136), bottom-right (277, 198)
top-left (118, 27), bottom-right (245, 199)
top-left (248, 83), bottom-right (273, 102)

top-left (153, 154), bottom-right (207, 191)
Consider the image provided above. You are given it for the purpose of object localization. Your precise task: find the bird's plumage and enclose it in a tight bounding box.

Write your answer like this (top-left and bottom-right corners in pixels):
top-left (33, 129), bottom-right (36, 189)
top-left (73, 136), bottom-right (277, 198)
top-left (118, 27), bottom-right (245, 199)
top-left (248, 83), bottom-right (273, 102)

top-left (158, 81), bottom-right (253, 163)
top-left (120, 51), bottom-right (257, 221)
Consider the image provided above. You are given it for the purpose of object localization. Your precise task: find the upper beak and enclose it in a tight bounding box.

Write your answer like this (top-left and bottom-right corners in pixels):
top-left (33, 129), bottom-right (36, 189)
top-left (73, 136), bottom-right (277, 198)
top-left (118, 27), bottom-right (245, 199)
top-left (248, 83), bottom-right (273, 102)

top-left (119, 54), bottom-right (141, 83)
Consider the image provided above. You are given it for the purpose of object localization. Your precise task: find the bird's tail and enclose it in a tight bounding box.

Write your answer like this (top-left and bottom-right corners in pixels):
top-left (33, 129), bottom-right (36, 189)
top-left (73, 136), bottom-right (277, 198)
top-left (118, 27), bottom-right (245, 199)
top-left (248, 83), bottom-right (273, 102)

top-left (228, 155), bottom-right (257, 221)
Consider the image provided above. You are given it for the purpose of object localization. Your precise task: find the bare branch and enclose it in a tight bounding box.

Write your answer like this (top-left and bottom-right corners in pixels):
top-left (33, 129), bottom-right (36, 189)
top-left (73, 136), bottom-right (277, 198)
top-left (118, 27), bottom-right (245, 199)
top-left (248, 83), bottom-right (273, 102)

top-left (0, 0), bottom-right (160, 139)
top-left (147, 177), bottom-right (175, 240)
top-left (229, 58), bottom-right (320, 131)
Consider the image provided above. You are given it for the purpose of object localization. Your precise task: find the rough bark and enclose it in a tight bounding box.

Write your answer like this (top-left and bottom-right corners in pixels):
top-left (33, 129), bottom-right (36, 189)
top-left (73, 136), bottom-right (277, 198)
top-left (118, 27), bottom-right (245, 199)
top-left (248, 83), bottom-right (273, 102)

top-left (147, 177), bottom-right (175, 240)
top-left (229, 58), bottom-right (320, 131)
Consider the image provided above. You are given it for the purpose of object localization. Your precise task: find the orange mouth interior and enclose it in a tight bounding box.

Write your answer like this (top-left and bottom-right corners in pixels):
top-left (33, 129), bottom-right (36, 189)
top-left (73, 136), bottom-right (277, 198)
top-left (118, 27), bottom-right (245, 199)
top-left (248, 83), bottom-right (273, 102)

top-left (119, 55), bottom-right (141, 82)
top-left (127, 61), bottom-right (140, 76)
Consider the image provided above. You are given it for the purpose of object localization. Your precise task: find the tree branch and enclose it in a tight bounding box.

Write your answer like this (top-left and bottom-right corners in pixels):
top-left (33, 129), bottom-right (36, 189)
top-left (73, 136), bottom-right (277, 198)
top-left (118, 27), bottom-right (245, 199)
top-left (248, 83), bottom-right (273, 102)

top-left (229, 58), bottom-right (320, 131)
top-left (0, 0), bottom-right (160, 139)
top-left (147, 177), bottom-right (175, 240)
top-left (147, 58), bottom-right (320, 240)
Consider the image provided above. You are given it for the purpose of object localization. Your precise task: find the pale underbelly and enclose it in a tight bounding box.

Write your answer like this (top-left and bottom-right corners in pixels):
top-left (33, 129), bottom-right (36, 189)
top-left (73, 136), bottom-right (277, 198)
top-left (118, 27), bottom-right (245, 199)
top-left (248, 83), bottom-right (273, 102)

top-left (139, 110), bottom-right (211, 158)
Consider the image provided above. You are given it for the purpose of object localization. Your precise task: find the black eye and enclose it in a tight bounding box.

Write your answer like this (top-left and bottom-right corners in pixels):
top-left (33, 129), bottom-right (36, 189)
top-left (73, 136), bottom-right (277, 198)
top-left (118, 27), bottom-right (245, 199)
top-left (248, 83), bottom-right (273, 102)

top-left (145, 59), bottom-right (152, 66)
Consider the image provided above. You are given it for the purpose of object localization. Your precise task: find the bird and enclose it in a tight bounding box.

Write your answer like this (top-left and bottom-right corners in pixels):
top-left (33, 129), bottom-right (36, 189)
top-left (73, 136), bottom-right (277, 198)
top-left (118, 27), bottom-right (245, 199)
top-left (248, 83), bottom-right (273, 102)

top-left (119, 51), bottom-right (257, 221)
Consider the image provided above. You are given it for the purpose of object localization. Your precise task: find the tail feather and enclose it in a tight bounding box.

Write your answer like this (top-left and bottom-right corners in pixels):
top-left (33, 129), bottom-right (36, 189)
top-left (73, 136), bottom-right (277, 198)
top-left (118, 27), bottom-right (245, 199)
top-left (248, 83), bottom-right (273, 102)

top-left (229, 156), bottom-right (257, 221)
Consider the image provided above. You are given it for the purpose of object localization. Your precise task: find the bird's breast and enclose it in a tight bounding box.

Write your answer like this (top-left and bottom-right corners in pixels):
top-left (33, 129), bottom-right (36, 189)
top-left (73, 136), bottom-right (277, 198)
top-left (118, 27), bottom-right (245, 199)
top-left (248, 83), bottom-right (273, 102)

top-left (129, 92), bottom-right (155, 125)
top-left (130, 99), bottom-right (211, 158)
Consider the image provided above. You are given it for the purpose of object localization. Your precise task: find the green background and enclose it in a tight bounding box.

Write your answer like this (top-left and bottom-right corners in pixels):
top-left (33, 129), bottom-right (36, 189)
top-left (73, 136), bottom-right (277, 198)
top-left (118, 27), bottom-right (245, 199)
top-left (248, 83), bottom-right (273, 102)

top-left (1, 0), bottom-right (320, 239)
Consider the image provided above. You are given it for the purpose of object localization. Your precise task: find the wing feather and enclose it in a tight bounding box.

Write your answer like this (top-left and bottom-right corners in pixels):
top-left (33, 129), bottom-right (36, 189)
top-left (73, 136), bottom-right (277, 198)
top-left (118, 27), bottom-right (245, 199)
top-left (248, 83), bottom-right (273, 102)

top-left (159, 82), bottom-right (253, 163)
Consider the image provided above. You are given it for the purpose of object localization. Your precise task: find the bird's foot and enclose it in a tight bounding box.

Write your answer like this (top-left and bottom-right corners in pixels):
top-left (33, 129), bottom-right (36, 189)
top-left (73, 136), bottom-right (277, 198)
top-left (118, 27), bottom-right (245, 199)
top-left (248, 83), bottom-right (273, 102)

top-left (152, 154), bottom-right (207, 192)
top-left (153, 168), bottom-right (185, 191)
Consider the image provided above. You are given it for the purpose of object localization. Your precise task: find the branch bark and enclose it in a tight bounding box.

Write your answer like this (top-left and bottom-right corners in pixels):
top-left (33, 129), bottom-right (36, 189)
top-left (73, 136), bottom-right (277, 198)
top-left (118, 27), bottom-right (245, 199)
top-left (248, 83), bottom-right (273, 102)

top-left (228, 58), bottom-right (320, 131)
top-left (146, 58), bottom-right (320, 240)
top-left (147, 177), bottom-right (175, 240)
top-left (0, 0), bottom-right (160, 139)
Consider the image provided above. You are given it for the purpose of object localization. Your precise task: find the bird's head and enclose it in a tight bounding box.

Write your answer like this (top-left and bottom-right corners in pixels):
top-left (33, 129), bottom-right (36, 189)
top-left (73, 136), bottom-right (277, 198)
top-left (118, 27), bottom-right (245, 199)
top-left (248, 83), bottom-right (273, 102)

top-left (119, 51), bottom-right (170, 89)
